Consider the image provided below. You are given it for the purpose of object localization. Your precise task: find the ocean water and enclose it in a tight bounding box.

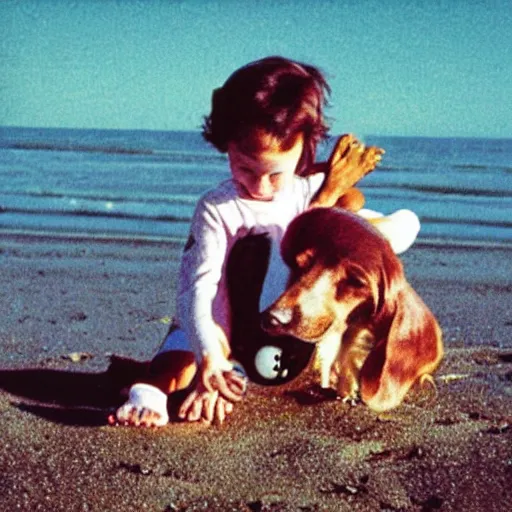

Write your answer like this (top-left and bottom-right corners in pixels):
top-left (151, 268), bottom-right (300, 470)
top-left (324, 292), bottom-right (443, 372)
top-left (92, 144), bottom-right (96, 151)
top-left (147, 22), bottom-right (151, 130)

top-left (0, 126), bottom-right (511, 246)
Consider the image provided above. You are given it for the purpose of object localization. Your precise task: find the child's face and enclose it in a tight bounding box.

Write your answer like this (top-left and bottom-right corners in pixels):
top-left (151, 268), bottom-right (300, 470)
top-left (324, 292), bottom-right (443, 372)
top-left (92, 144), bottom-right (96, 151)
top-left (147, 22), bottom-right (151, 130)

top-left (227, 133), bottom-right (303, 201)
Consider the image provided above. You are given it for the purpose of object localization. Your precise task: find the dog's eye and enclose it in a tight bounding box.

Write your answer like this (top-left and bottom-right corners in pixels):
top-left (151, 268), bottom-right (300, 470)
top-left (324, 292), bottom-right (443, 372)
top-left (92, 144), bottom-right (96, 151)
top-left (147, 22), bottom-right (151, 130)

top-left (343, 264), bottom-right (368, 289)
top-left (337, 272), bottom-right (366, 295)
top-left (336, 273), bottom-right (366, 299)
top-left (346, 274), bottom-right (366, 288)
top-left (295, 248), bottom-right (315, 270)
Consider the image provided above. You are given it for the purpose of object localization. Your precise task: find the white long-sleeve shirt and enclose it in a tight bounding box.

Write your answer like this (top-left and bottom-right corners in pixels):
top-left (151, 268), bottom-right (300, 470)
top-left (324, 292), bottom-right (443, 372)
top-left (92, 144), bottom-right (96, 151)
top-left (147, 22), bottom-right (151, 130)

top-left (177, 174), bottom-right (324, 364)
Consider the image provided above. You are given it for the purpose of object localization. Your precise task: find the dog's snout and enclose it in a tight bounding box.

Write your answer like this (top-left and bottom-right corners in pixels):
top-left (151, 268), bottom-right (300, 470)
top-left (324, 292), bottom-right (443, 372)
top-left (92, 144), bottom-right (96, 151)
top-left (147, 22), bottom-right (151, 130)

top-left (262, 307), bottom-right (293, 330)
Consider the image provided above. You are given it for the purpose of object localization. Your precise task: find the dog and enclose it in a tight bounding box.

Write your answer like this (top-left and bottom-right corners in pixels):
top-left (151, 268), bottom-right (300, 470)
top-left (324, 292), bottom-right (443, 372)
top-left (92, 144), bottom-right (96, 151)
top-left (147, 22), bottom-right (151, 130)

top-left (261, 208), bottom-right (443, 412)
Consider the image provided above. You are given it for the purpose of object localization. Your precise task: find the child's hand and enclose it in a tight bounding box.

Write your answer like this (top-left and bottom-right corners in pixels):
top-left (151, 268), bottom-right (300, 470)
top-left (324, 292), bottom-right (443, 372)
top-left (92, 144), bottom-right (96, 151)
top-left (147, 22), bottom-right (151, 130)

top-left (201, 355), bottom-right (247, 400)
top-left (178, 356), bottom-right (247, 424)
top-left (178, 382), bottom-right (234, 425)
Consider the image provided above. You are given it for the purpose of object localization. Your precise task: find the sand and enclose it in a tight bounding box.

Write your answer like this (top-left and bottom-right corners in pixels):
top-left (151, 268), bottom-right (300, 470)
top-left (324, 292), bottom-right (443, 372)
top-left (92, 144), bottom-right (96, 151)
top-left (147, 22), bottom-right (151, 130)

top-left (1, 233), bottom-right (511, 511)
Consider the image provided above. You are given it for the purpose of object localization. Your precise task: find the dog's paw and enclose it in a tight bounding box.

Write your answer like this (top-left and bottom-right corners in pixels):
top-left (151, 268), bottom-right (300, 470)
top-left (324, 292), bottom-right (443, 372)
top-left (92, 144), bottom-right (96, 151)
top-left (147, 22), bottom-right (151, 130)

top-left (337, 378), bottom-right (361, 406)
top-left (341, 395), bottom-right (360, 407)
top-left (308, 384), bottom-right (339, 401)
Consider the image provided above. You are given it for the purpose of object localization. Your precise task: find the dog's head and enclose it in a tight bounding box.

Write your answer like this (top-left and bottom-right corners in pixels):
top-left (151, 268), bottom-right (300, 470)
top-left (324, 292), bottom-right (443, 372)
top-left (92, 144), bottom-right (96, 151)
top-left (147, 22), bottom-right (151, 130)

top-left (261, 208), bottom-right (403, 342)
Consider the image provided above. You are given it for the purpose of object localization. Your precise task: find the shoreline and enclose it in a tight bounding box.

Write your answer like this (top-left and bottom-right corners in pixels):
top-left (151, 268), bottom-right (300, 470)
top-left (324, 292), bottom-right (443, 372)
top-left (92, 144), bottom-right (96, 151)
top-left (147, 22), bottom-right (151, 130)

top-left (1, 236), bottom-right (511, 510)
top-left (2, 226), bottom-right (512, 248)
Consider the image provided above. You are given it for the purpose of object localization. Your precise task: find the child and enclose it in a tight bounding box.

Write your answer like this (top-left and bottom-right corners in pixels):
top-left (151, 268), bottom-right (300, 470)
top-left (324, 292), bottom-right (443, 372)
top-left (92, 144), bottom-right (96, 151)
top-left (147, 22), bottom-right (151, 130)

top-left (109, 56), bottom-right (419, 427)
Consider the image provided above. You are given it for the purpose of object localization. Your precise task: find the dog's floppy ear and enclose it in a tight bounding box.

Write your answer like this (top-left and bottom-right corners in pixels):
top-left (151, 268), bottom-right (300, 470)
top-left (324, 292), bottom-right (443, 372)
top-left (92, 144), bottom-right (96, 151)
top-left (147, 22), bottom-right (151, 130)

top-left (364, 240), bottom-right (403, 318)
top-left (359, 281), bottom-right (443, 413)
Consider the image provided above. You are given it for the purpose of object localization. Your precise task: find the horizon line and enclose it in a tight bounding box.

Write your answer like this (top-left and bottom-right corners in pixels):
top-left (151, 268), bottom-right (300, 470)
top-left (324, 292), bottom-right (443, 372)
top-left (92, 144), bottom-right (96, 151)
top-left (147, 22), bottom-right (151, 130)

top-left (1, 125), bottom-right (511, 141)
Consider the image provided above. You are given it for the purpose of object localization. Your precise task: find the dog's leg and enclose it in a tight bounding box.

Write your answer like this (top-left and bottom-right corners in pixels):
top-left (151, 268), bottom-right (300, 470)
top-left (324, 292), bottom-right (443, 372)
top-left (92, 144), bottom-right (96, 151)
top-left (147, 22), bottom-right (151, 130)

top-left (314, 330), bottom-right (343, 389)
top-left (337, 326), bottom-right (374, 403)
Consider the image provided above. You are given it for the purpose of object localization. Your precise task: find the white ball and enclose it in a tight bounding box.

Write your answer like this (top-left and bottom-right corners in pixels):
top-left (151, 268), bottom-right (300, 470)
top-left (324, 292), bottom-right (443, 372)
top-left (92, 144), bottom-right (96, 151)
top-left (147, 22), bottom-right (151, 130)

top-left (254, 345), bottom-right (288, 380)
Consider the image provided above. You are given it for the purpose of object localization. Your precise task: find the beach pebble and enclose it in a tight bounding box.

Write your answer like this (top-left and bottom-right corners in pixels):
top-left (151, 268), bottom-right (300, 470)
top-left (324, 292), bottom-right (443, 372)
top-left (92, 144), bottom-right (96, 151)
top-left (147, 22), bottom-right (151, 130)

top-left (62, 352), bottom-right (93, 363)
top-left (69, 311), bottom-right (88, 322)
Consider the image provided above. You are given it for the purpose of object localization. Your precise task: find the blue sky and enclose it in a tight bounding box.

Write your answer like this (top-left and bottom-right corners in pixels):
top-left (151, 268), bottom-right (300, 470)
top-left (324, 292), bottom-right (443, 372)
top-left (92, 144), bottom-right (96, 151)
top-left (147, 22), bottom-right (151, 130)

top-left (2, 0), bottom-right (511, 137)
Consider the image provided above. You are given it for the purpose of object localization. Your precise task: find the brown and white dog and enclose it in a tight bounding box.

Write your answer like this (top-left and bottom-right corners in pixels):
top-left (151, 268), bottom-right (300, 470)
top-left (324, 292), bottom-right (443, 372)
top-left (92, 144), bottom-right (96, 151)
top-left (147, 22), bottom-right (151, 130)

top-left (261, 208), bottom-right (443, 412)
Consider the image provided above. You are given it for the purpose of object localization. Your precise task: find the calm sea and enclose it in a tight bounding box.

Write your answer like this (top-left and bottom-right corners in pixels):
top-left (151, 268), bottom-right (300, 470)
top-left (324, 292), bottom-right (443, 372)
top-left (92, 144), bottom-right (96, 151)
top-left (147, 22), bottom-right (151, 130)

top-left (0, 126), bottom-right (511, 246)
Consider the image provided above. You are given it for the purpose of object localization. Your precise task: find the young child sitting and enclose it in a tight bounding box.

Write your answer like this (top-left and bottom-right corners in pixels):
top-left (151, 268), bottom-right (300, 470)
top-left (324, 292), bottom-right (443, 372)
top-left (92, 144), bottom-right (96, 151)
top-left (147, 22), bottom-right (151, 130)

top-left (109, 56), bottom-right (419, 427)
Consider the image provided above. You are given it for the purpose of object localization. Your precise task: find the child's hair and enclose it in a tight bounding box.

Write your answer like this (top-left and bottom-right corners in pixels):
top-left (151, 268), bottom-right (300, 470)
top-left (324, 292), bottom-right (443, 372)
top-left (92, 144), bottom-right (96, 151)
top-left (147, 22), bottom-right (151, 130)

top-left (202, 56), bottom-right (330, 170)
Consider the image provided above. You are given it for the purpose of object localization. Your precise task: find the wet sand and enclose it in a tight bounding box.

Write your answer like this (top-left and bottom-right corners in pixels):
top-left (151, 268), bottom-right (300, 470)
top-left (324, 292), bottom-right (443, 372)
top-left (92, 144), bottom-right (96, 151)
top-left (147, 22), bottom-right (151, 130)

top-left (1, 233), bottom-right (511, 511)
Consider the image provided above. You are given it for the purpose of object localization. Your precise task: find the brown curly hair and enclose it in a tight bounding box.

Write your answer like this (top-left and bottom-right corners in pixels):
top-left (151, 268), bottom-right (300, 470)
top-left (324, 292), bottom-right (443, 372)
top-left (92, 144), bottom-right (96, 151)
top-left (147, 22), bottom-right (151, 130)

top-left (202, 56), bottom-right (331, 171)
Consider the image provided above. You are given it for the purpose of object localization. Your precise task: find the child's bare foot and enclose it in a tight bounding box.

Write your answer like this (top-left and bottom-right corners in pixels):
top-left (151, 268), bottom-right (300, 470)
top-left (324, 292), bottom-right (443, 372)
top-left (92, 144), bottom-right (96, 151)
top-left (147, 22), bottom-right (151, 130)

top-left (108, 383), bottom-right (169, 427)
top-left (329, 134), bottom-right (384, 187)
top-left (328, 133), bottom-right (356, 165)
top-left (310, 134), bottom-right (384, 208)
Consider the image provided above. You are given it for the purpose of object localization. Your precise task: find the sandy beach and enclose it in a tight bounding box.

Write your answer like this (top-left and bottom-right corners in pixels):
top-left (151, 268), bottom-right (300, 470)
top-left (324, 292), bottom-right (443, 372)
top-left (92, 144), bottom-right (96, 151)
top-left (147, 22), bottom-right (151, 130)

top-left (1, 233), bottom-right (511, 511)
